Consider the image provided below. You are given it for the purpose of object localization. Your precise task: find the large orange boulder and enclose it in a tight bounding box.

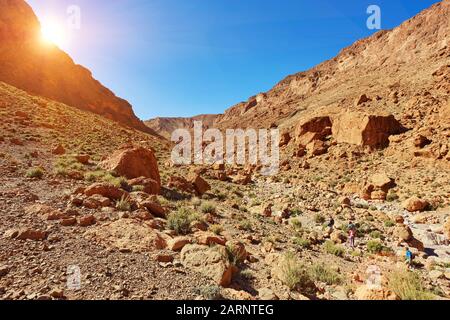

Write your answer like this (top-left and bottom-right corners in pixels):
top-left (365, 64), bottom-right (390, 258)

top-left (84, 183), bottom-right (128, 200)
top-left (295, 116), bottom-right (332, 146)
top-left (100, 146), bottom-right (160, 183)
top-left (332, 112), bottom-right (405, 148)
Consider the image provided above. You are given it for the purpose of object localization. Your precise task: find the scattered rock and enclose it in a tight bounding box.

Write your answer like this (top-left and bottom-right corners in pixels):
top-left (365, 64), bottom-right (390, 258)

top-left (354, 285), bottom-right (397, 300)
top-left (168, 236), bottom-right (191, 251)
top-left (52, 144), bottom-right (65, 155)
top-left (84, 183), bottom-right (128, 201)
top-left (195, 232), bottom-right (226, 246)
top-left (79, 215), bottom-right (96, 227)
top-left (75, 154), bottom-right (90, 164)
top-left (128, 177), bottom-right (160, 195)
top-left (60, 217), bottom-right (77, 226)
top-left (180, 244), bottom-right (234, 287)
top-left (403, 197), bottom-right (429, 212)
top-left (188, 173), bottom-right (211, 196)
top-left (84, 219), bottom-right (168, 252)
top-left (332, 112), bottom-right (405, 148)
top-left (258, 288), bottom-right (279, 300)
top-left (100, 146), bottom-right (160, 183)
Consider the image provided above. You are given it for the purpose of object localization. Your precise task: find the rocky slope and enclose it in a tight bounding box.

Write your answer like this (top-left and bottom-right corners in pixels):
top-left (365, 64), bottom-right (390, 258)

top-left (215, 0), bottom-right (449, 132)
top-left (0, 0), bottom-right (449, 301)
top-left (145, 114), bottom-right (218, 140)
top-left (0, 0), bottom-right (151, 133)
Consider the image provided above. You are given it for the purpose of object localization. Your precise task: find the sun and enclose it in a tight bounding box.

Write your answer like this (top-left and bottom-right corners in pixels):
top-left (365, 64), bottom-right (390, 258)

top-left (40, 20), bottom-right (67, 47)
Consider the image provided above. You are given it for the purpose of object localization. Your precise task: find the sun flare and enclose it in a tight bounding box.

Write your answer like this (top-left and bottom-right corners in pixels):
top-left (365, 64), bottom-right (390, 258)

top-left (40, 20), bottom-right (67, 47)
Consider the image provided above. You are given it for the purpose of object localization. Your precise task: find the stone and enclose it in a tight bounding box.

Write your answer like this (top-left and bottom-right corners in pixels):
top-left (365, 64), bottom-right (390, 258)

top-left (355, 94), bottom-right (371, 106)
top-left (155, 253), bottom-right (174, 263)
top-left (330, 230), bottom-right (347, 244)
top-left (403, 197), bottom-right (429, 212)
top-left (332, 112), bottom-right (405, 148)
top-left (188, 173), bottom-right (211, 196)
top-left (83, 194), bottom-right (111, 209)
top-left (258, 288), bottom-right (279, 300)
top-left (168, 236), bottom-right (191, 251)
top-left (84, 219), bottom-right (169, 252)
top-left (84, 183), bottom-right (128, 201)
top-left (429, 270), bottom-right (443, 280)
top-left (444, 218), bottom-right (450, 240)
top-left (226, 240), bottom-right (248, 263)
top-left (141, 200), bottom-right (166, 218)
top-left (0, 265), bottom-right (10, 277)
top-left (339, 197), bottom-right (351, 206)
top-left (279, 132), bottom-right (291, 147)
top-left (306, 140), bottom-right (328, 156)
top-left (295, 116), bottom-right (332, 143)
top-left (16, 228), bottom-right (48, 241)
top-left (414, 135), bottom-right (432, 148)
top-left (370, 172), bottom-right (395, 193)
top-left (393, 224), bottom-right (413, 242)
top-left (100, 146), bottom-right (160, 183)
top-left (128, 177), bottom-right (160, 195)
top-left (75, 154), bottom-right (90, 164)
top-left (167, 176), bottom-right (196, 194)
top-left (232, 173), bottom-right (252, 185)
top-left (221, 288), bottom-right (254, 300)
top-left (60, 217), bottom-right (77, 226)
top-left (354, 285), bottom-right (397, 300)
top-left (195, 232), bottom-right (226, 246)
top-left (180, 244), bottom-right (234, 287)
top-left (52, 144), bottom-right (65, 155)
top-left (79, 215), bottom-right (96, 227)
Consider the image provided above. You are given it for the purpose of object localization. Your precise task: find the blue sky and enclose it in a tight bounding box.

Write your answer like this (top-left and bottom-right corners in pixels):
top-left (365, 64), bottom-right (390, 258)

top-left (27, 0), bottom-right (440, 120)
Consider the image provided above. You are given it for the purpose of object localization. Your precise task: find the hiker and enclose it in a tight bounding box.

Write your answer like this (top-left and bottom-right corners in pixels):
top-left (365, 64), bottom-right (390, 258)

top-left (348, 222), bottom-right (356, 248)
top-left (405, 247), bottom-right (414, 269)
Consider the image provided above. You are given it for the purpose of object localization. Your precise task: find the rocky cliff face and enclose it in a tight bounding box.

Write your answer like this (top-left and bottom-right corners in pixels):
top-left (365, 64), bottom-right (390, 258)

top-left (145, 114), bottom-right (219, 140)
top-left (214, 0), bottom-right (449, 132)
top-left (0, 0), bottom-right (151, 133)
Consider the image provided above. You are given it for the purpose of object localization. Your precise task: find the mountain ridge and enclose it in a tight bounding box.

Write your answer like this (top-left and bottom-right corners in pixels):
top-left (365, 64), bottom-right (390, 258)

top-left (0, 0), bottom-right (154, 134)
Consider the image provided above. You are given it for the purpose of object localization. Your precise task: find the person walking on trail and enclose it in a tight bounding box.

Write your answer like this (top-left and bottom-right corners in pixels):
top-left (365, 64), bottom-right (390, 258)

top-left (405, 247), bottom-right (414, 269)
top-left (348, 222), bottom-right (356, 248)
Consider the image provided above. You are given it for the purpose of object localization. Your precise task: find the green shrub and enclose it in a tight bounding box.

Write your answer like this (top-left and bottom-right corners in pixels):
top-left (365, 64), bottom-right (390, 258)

top-left (277, 252), bottom-right (315, 293)
top-left (386, 192), bottom-right (399, 202)
top-left (116, 195), bottom-right (131, 212)
top-left (387, 270), bottom-right (434, 300)
top-left (291, 219), bottom-right (303, 231)
top-left (200, 202), bottom-right (217, 214)
top-left (26, 167), bottom-right (44, 179)
top-left (132, 185), bottom-right (145, 192)
top-left (309, 263), bottom-right (342, 285)
top-left (324, 241), bottom-right (345, 257)
top-left (293, 237), bottom-right (311, 249)
top-left (195, 285), bottom-right (222, 300)
top-left (167, 208), bottom-right (198, 235)
top-left (367, 240), bottom-right (384, 254)
top-left (314, 214), bottom-right (326, 224)
top-left (370, 230), bottom-right (382, 239)
top-left (238, 220), bottom-right (253, 231)
top-left (209, 224), bottom-right (224, 235)
top-left (384, 220), bottom-right (395, 228)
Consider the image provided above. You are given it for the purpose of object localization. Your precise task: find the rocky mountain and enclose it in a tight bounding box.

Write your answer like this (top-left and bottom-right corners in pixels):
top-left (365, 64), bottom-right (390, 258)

top-left (0, 0), bottom-right (151, 133)
top-left (0, 0), bottom-right (449, 301)
top-left (145, 114), bottom-right (219, 140)
top-left (215, 0), bottom-right (449, 134)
